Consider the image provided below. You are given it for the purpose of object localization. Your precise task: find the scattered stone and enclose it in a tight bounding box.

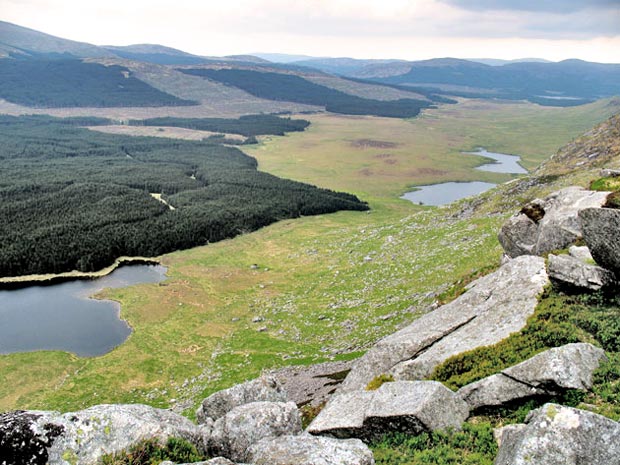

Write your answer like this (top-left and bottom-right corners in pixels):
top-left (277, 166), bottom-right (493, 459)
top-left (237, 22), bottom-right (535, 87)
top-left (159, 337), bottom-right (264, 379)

top-left (499, 187), bottom-right (609, 258)
top-left (196, 375), bottom-right (287, 424)
top-left (257, 326), bottom-right (268, 332)
top-left (579, 207), bottom-right (620, 275)
top-left (494, 403), bottom-right (620, 465)
top-left (308, 381), bottom-right (469, 441)
top-left (207, 401), bottom-right (301, 463)
top-left (547, 254), bottom-right (616, 291)
top-left (600, 168), bottom-right (620, 177)
top-left (458, 343), bottom-right (607, 410)
top-left (252, 316), bottom-right (264, 323)
top-left (0, 404), bottom-right (206, 465)
top-left (248, 433), bottom-right (375, 465)
top-left (339, 256), bottom-right (548, 392)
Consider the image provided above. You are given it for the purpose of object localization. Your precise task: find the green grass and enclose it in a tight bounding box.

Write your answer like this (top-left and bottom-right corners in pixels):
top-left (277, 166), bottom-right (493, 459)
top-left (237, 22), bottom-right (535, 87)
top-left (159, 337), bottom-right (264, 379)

top-left (370, 422), bottom-right (498, 465)
top-left (431, 288), bottom-right (620, 420)
top-left (0, 98), bottom-right (616, 415)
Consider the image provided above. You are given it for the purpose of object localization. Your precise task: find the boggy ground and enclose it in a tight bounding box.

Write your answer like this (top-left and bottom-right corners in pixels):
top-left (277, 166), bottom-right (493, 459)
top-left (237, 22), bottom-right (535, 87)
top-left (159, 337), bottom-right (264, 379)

top-left (0, 98), bottom-right (617, 416)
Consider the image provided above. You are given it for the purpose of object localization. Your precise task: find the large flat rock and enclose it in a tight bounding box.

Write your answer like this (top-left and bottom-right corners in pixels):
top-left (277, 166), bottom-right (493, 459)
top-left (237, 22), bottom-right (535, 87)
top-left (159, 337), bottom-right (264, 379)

top-left (458, 343), bottom-right (607, 410)
top-left (339, 255), bottom-right (548, 392)
top-left (307, 381), bottom-right (469, 441)
top-left (548, 253), bottom-right (616, 291)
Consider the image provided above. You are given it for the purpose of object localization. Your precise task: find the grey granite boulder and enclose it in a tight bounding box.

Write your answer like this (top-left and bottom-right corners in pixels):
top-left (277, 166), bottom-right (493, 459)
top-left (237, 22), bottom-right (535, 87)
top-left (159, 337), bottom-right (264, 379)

top-left (196, 375), bottom-right (287, 424)
top-left (499, 187), bottom-right (609, 258)
top-left (160, 460), bottom-right (241, 465)
top-left (308, 381), bottom-right (469, 441)
top-left (458, 343), bottom-right (607, 410)
top-left (579, 207), bottom-right (620, 275)
top-left (248, 433), bottom-right (375, 465)
top-left (207, 401), bottom-right (301, 463)
top-left (0, 404), bottom-right (206, 465)
top-left (547, 254), bottom-right (616, 291)
top-left (339, 256), bottom-right (548, 392)
top-left (494, 403), bottom-right (620, 465)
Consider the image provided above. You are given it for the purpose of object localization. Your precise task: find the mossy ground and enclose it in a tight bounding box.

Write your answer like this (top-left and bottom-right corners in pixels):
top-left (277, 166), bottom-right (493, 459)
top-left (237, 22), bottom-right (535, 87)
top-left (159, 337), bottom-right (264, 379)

top-left (0, 98), bottom-right (616, 418)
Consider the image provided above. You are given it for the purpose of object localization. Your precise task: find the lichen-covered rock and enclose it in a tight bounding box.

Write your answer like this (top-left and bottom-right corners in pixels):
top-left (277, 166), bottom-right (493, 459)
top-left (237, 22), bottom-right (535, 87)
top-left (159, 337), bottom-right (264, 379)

top-left (308, 381), bottom-right (469, 441)
top-left (499, 187), bottom-right (609, 258)
top-left (579, 207), bottom-right (620, 276)
top-left (0, 404), bottom-right (206, 465)
top-left (339, 256), bottom-right (548, 392)
top-left (547, 254), bottom-right (616, 291)
top-left (161, 459), bottom-right (242, 465)
top-left (196, 375), bottom-right (287, 424)
top-left (248, 434), bottom-right (375, 465)
top-left (494, 403), bottom-right (620, 465)
top-left (458, 343), bottom-right (607, 410)
top-left (207, 401), bottom-right (301, 463)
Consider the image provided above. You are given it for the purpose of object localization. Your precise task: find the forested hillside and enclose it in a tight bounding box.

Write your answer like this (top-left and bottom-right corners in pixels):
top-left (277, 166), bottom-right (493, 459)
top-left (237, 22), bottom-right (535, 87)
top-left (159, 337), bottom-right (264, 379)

top-left (128, 114), bottom-right (310, 136)
top-left (0, 115), bottom-right (367, 277)
top-left (179, 68), bottom-right (434, 118)
top-left (0, 59), bottom-right (196, 107)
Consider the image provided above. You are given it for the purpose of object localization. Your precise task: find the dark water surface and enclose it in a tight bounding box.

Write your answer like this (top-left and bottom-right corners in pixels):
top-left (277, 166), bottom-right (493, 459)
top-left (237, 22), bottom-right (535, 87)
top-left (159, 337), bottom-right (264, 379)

top-left (0, 264), bottom-right (166, 357)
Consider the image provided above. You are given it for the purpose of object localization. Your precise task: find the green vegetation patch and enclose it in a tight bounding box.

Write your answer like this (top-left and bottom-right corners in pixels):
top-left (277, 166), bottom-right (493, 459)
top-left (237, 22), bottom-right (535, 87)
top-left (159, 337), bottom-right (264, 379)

top-left (371, 422), bottom-right (498, 465)
top-left (100, 437), bottom-right (205, 465)
top-left (431, 289), bottom-right (620, 419)
top-left (0, 59), bottom-right (196, 108)
top-left (366, 374), bottom-right (395, 391)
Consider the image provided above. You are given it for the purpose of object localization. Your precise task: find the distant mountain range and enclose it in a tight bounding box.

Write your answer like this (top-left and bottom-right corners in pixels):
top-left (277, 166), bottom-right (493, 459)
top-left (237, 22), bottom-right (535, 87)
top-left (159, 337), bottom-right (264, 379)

top-left (1, 20), bottom-right (619, 113)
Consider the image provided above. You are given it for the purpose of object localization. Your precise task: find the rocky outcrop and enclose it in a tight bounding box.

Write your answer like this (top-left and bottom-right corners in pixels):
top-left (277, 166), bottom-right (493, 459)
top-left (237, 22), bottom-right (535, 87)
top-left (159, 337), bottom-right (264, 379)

top-left (269, 360), bottom-right (352, 408)
top-left (458, 343), bottom-right (607, 410)
top-left (0, 404), bottom-right (206, 465)
top-left (547, 253), bottom-right (616, 291)
top-left (339, 256), bottom-right (548, 392)
top-left (498, 187), bottom-right (609, 258)
top-left (207, 401), bottom-right (301, 463)
top-left (160, 459), bottom-right (240, 465)
top-left (494, 403), bottom-right (620, 465)
top-left (307, 381), bottom-right (469, 441)
top-left (196, 375), bottom-right (287, 424)
top-left (248, 434), bottom-right (375, 465)
top-left (579, 207), bottom-right (620, 276)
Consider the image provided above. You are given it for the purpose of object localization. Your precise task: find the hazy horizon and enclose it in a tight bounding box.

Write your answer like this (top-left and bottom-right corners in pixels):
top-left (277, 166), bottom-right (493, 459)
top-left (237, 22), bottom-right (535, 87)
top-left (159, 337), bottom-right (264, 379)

top-left (2, 0), bottom-right (619, 63)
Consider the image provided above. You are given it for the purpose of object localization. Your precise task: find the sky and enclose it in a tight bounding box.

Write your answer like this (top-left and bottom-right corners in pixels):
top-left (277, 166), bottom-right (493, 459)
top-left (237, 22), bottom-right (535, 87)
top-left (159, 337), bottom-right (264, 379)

top-left (2, 0), bottom-right (620, 62)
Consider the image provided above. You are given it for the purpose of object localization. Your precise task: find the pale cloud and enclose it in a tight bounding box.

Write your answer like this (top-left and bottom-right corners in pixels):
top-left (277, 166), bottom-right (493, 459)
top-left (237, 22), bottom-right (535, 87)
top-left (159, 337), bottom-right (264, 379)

top-left (1, 0), bottom-right (618, 62)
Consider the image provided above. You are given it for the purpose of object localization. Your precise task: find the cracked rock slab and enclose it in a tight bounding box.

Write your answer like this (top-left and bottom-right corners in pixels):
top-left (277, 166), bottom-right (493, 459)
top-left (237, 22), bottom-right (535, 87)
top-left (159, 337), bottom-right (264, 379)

top-left (248, 434), bottom-right (375, 465)
top-left (499, 187), bottom-right (609, 258)
top-left (307, 381), bottom-right (469, 441)
top-left (338, 256), bottom-right (548, 392)
top-left (457, 343), bottom-right (607, 410)
top-left (494, 404), bottom-right (620, 465)
top-left (0, 404), bottom-right (207, 465)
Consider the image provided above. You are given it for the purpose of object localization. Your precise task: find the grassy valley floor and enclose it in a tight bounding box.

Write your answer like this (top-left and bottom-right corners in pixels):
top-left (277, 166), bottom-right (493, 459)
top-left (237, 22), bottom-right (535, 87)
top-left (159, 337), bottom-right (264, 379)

top-left (1, 98), bottom-right (617, 416)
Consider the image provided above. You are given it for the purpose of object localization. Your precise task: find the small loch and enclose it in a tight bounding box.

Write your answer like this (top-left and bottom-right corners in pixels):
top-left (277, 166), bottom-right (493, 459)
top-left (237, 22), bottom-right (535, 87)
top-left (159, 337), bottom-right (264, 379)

top-left (401, 148), bottom-right (526, 206)
top-left (0, 264), bottom-right (166, 357)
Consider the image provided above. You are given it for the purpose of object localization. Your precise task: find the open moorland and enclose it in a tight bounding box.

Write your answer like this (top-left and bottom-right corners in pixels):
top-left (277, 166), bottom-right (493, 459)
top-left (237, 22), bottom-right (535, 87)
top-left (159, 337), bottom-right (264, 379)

top-left (1, 97), bottom-right (617, 415)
